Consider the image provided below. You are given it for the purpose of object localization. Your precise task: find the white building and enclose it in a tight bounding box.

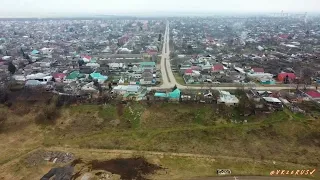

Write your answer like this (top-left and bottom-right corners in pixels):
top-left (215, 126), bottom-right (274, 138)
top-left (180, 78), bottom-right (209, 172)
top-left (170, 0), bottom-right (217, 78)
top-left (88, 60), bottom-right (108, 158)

top-left (26, 73), bottom-right (52, 82)
top-left (81, 82), bottom-right (98, 92)
top-left (111, 85), bottom-right (128, 95)
top-left (109, 63), bottom-right (124, 70)
top-left (86, 63), bottom-right (100, 68)
top-left (41, 48), bottom-right (54, 55)
top-left (217, 90), bottom-right (239, 106)
top-left (247, 73), bottom-right (273, 80)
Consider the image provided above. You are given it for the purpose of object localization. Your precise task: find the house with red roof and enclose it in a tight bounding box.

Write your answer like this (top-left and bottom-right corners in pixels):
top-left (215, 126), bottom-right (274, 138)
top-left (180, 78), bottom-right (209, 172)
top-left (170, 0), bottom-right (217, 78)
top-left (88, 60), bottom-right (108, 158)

top-left (279, 34), bottom-right (289, 39)
top-left (146, 49), bottom-right (157, 56)
top-left (184, 69), bottom-right (193, 76)
top-left (251, 68), bottom-right (264, 74)
top-left (305, 90), bottom-right (320, 100)
top-left (191, 66), bottom-right (201, 71)
top-left (278, 73), bottom-right (296, 82)
top-left (211, 64), bottom-right (224, 72)
top-left (0, 58), bottom-right (4, 65)
top-left (82, 55), bottom-right (92, 62)
top-left (52, 73), bottom-right (66, 82)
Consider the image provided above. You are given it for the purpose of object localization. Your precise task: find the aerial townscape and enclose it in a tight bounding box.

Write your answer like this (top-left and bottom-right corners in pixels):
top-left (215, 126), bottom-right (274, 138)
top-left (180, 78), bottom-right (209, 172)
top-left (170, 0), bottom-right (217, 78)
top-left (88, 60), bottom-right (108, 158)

top-left (0, 11), bottom-right (320, 180)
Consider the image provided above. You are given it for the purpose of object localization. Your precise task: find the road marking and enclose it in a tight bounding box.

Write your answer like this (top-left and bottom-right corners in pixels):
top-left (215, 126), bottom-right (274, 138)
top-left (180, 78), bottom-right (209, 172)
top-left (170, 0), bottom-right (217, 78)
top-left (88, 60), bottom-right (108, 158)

top-left (233, 176), bottom-right (239, 180)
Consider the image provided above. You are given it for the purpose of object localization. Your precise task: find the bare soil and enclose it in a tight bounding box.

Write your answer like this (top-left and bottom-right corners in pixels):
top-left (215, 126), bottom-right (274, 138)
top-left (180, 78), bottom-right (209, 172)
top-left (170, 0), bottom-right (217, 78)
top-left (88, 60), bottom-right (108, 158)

top-left (89, 157), bottom-right (163, 180)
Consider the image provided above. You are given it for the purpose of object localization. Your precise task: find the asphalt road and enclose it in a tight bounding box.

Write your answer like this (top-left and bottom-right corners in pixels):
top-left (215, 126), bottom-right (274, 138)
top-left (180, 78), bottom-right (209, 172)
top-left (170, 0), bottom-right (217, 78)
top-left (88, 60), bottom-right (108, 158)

top-left (155, 21), bottom-right (316, 91)
top-left (190, 176), bottom-right (313, 180)
top-left (159, 21), bottom-right (175, 89)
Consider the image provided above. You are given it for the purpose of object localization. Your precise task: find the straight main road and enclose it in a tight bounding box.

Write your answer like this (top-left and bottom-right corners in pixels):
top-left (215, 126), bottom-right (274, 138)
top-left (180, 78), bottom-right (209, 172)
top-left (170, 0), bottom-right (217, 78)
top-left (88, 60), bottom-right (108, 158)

top-left (155, 21), bottom-right (315, 91)
top-left (159, 20), bottom-right (175, 89)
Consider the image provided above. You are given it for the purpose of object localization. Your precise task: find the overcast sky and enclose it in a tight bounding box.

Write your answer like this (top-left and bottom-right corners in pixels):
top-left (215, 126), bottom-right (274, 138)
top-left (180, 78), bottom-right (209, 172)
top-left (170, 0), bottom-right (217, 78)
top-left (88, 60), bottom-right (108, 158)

top-left (0, 0), bottom-right (319, 17)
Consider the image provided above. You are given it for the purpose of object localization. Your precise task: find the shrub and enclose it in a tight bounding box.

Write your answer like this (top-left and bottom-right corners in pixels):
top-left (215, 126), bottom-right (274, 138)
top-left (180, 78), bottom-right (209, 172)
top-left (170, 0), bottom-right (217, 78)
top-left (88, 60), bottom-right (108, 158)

top-left (35, 99), bottom-right (60, 125)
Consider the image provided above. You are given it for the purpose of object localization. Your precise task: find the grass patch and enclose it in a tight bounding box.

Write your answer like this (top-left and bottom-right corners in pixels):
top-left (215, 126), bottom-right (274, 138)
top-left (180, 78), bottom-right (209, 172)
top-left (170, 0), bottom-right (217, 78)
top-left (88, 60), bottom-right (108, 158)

top-left (173, 72), bottom-right (185, 85)
top-left (98, 104), bottom-right (117, 120)
top-left (44, 115), bottom-right (320, 167)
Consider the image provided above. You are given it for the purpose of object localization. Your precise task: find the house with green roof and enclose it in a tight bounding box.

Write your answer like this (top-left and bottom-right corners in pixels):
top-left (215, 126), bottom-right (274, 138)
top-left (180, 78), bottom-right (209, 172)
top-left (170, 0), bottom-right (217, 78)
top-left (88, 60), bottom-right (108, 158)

top-left (140, 62), bottom-right (156, 71)
top-left (90, 72), bottom-right (108, 84)
top-left (154, 88), bottom-right (181, 100)
top-left (31, 50), bottom-right (40, 55)
top-left (64, 71), bottom-right (84, 83)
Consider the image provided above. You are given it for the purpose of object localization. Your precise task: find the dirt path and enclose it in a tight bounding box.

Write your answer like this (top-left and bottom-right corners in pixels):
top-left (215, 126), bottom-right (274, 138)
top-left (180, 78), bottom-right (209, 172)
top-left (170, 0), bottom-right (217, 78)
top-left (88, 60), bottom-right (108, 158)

top-left (1, 146), bottom-right (314, 169)
top-left (42, 147), bottom-right (313, 169)
top-left (0, 147), bottom-right (317, 180)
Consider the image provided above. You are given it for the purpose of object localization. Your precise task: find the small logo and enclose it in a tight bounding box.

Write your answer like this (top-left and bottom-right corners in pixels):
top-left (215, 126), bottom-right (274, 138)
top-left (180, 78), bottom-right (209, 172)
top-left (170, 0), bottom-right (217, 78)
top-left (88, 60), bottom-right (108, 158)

top-left (216, 169), bottom-right (232, 175)
top-left (270, 169), bottom-right (316, 176)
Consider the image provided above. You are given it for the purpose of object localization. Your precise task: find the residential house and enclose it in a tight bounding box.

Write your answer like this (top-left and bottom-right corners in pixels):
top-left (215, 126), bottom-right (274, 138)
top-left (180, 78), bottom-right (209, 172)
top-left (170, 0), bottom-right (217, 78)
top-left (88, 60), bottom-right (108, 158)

top-left (41, 48), bottom-right (54, 55)
top-left (247, 72), bottom-right (274, 81)
top-left (81, 82), bottom-right (98, 92)
top-left (262, 97), bottom-right (283, 110)
top-left (132, 73), bottom-right (142, 79)
top-left (82, 55), bottom-right (92, 63)
top-left (304, 90), bottom-right (320, 100)
top-left (64, 71), bottom-right (83, 83)
top-left (31, 50), bottom-right (40, 55)
top-left (126, 85), bottom-right (141, 94)
top-left (52, 73), bottom-right (66, 82)
top-left (154, 88), bottom-right (181, 100)
top-left (184, 75), bottom-right (195, 84)
top-left (86, 62), bottom-right (100, 68)
top-left (217, 90), bottom-right (239, 106)
top-left (260, 79), bottom-right (276, 85)
top-left (79, 67), bottom-right (95, 76)
top-left (111, 85), bottom-right (128, 95)
top-left (184, 69), bottom-right (193, 76)
top-left (123, 85), bottom-right (148, 101)
top-left (191, 66), bottom-right (201, 71)
top-left (140, 62), bottom-right (156, 71)
top-left (140, 69), bottom-right (154, 85)
top-left (2, 56), bottom-right (11, 61)
top-left (109, 63), bottom-right (124, 70)
top-left (179, 64), bottom-right (192, 74)
top-left (211, 64), bottom-right (225, 73)
top-left (132, 65), bottom-right (142, 73)
top-left (200, 62), bottom-right (212, 71)
top-left (278, 72), bottom-right (296, 82)
top-left (257, 91), bottom-right (273, 97)
top-left (25, 79), bottom-right (46, 87)
top-left (26, 73), bottom-right (52, 82)
top-left (251, 68), bottom-right (264, 74)
top-left (12, 74), bottom-right (26, 82)
top-left (90, 72), bottom-right (108, 84)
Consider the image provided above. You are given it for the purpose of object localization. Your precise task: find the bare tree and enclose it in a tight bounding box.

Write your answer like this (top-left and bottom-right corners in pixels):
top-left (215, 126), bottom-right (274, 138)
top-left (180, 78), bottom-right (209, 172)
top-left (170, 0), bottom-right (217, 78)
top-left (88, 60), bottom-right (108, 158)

top-left (301, 68), bottom-right (314, 88)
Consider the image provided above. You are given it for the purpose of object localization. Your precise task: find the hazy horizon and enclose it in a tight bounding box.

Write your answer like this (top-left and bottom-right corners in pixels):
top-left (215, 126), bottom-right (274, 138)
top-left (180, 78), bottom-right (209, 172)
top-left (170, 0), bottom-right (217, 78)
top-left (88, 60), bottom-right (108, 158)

top-left (1, 0), bottom-right (319, 18)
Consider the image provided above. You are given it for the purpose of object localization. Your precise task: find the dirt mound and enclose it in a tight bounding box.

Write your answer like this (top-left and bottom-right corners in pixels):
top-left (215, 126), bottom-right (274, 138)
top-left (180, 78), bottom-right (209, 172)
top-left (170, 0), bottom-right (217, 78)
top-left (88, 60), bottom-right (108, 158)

top-left (89, 157), bottom-right (162, 180)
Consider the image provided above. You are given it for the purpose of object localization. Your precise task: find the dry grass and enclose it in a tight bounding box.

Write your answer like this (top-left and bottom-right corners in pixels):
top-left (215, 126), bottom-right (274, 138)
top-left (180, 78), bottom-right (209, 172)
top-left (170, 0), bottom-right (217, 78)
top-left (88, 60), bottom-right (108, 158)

top-left (1, 147), bottom-right (318, 180)
top-left (0, 102), bottom-right (319, 179)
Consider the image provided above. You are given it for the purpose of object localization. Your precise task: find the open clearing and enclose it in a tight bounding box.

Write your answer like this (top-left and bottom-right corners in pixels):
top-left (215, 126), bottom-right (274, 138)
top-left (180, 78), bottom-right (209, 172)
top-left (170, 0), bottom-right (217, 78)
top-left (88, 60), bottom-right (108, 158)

top-left (0, 101), bottom-right (319, 179)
